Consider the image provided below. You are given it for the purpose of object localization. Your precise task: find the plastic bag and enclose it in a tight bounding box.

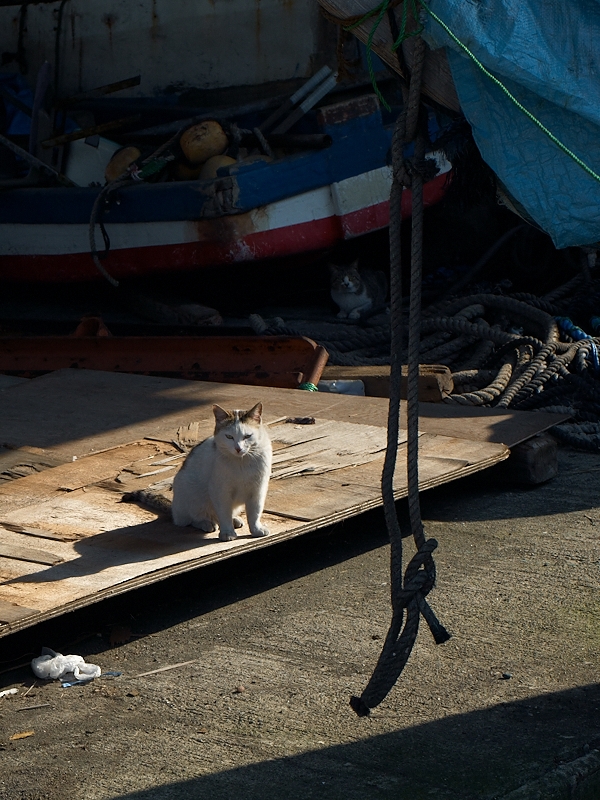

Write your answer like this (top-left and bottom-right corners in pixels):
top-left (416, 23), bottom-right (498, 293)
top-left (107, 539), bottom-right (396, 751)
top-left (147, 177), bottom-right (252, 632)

top-left (31, 647), bottom-right (101, 681)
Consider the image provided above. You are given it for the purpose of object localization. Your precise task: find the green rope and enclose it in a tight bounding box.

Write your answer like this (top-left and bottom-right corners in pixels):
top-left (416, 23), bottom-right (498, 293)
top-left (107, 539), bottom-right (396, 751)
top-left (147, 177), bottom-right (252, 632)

top-left (345, 0), bottom-right (600, 184)
top-left (133, 156), bottom-right (174, 181)
top-left (299, 382), bottom-right (319, 391)
top-left (344, 0), bottom-right (422, 112)
top-left (345, 0), bottom-right (392, 109)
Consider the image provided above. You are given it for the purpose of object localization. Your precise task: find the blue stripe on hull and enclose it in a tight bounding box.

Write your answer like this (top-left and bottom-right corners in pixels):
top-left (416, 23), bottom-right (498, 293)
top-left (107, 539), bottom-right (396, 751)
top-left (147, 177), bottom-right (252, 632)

top-left (0, 112), bottom-right (391, 225)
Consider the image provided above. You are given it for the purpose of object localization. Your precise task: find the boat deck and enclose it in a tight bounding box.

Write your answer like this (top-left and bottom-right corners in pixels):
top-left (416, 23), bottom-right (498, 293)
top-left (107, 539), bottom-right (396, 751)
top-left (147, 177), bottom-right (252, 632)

top-left (0, 369), bottom-right (563, 638)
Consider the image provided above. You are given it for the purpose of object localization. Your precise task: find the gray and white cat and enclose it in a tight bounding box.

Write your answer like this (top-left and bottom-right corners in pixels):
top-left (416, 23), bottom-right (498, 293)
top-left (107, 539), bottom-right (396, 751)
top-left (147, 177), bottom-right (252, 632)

top-left (124, 403), bottom-right (272, 542)
top-left (329, 261), bottom-right (388, 319)
top-left (172, 403), bottom-right (272, 541)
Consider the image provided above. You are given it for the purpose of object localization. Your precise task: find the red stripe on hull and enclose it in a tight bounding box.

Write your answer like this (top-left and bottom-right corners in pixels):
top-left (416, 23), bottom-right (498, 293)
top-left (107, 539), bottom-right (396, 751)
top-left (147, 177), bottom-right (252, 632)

top-left (0, 216), bottom-right (343, 282)
top-left (0, 173), bottom-right (449, 282)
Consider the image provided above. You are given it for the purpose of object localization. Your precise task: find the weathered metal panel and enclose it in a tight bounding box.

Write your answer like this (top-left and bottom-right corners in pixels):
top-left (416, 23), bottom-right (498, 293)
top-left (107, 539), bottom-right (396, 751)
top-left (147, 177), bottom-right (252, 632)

top-left (0, 0), bottom-right (324, 96)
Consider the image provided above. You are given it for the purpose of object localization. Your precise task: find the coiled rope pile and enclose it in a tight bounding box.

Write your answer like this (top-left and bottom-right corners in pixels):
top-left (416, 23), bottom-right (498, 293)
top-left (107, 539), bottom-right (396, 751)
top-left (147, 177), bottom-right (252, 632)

top-left (251, 268), bottom-right (600, 453)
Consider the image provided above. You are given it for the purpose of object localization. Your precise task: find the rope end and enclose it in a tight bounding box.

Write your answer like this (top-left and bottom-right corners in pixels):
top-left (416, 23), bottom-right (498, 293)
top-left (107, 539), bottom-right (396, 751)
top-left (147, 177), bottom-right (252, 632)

top-left (431, 624), bottom-right (451, 645)
top-left (349, 695), bottom-right (371, 717)
top-left (418, 595), bottom-right (451, 644)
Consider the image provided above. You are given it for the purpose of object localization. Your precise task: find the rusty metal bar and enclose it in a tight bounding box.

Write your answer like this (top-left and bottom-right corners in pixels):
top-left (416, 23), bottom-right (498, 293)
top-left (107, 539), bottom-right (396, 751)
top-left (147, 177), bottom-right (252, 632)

top-left (0, 132), bottom-right (75, 187)
top-left (58, 75), bottom-right (142, 106)
top-left (0, 335), bottom-right (329, 389)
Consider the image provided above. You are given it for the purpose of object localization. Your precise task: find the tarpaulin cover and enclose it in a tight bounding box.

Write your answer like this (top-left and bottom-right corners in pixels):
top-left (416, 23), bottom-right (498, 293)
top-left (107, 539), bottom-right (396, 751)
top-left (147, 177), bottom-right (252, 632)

top-left (423, 0), bottom-right (600, 248)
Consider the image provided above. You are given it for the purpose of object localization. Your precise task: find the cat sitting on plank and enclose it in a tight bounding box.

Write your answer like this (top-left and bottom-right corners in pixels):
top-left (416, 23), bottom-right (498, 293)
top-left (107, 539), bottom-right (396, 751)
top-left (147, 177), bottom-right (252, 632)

top-left (329, 261), bottom-right (388, 320)
top-left (123, 402), bottom-right (272, 542)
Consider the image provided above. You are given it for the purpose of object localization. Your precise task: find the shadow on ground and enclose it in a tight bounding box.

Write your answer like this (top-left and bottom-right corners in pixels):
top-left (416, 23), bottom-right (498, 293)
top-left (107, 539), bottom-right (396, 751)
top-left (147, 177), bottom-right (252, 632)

top-left (0, 510), bottom-right (389, 666)
top-left (419, 448), bottom-right (600, 521)
top-left (113, 683), bottom-right (600, 800)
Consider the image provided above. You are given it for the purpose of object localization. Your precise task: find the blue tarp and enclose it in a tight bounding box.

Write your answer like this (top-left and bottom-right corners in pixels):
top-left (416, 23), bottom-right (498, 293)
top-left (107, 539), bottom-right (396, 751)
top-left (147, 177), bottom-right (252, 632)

top-left (423, 0), bottom-right (600, 248)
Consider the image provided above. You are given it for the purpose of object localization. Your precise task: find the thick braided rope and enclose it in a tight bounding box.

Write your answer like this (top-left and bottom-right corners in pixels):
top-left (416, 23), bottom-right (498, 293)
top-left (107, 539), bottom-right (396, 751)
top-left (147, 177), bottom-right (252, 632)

top-left (421, 315), bottom-right (541, 347)
top-left (351, 32), bottom-right (449, 717)
top-left (421, 334), bottom-right (475, 365)
top-left (444, 355), bottom-right (515, 406)
top-left (458, 338), bottom-right (496, 371)
top-left (496, 341), bottom-right (558, 408)
top-left (511, 341), bottom-right (590, 405)
top-left (424, 294), bottom-right (559, 340)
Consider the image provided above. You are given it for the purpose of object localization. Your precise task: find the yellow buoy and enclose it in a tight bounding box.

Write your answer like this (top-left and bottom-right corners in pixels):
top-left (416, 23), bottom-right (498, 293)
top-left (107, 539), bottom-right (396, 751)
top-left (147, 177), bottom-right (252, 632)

top-left (179, 121), bottom-right (228, 165)
top-left (174, 162), bottom-right (204, 181)
top-left (199, 155), bottom-right (237, 180)
top-left (104, 146), bottom-right (141, 183)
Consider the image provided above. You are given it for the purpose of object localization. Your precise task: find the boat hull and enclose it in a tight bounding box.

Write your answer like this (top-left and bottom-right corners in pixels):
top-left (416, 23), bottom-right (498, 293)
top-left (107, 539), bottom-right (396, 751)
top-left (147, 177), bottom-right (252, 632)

top-left (0, 165), bottom-right (449, 282)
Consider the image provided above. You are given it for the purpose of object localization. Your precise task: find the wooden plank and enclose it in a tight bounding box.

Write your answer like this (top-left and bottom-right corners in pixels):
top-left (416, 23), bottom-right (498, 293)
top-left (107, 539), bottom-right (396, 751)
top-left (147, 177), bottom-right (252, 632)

top-left (0, 368), bottom-right (535, 640)
top-left (270, 419), bottom-right (408, 478)
top-left (0, 543), bottom-right (63, 565)
top-left (265, 478), bottom-right (378, 520)
top-left (0, 599), bottom-right (39, 624)
top-left (0, 335), bottom-right (325, 389)
top-left (0, 370), bottom-right (568, 456)
top-left (264, 454), bottom-right (470, 520)
top-left (0, 523), bottom-right (70, 542)
top-left (0, 442), bottom-right (505, 639)
top-left (318, 0), bottom-right (461, 112)
top-left (321, 364), bottom-right (454, 401)
top-left (0, 441), bottom-right (170, 514)
top-left (0, 429), bottom-right (507, 634)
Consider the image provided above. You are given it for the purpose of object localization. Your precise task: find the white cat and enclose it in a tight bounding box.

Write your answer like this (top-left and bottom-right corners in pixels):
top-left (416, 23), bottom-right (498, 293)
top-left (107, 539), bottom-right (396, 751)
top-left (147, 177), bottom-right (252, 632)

top-left (171, 402), bottom-right (272, 542)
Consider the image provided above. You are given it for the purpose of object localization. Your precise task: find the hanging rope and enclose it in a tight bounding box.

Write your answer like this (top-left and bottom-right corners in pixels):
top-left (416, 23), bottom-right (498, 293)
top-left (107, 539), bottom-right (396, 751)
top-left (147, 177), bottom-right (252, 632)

top-left (350, 28), bottom-right (449, 718)
top-left (89, 152), bottom-right (174, 287)
top-left (88, 178), bottom-right (129, 287)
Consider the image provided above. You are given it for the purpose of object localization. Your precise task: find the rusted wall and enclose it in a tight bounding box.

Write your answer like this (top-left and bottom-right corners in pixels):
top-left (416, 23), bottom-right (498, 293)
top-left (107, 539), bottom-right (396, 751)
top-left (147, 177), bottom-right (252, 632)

top-left (0, 0), bottom-right (327, 96)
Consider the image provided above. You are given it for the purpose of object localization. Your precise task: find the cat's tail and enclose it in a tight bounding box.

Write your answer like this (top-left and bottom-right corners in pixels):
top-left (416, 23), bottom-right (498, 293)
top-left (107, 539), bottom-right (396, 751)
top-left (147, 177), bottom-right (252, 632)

top-left (121, 489), bottom-right (172, 516)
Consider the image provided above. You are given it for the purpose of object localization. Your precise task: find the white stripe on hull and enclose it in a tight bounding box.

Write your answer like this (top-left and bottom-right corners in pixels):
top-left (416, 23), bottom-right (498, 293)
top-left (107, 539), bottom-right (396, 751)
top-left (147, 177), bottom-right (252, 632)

top-left (0, 155), bottom-right (450, 257)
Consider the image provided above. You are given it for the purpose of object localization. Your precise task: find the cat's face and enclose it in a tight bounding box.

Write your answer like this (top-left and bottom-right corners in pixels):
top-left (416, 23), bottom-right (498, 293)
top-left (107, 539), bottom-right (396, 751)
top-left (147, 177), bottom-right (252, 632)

top-left (213, 403), bottom-right (263, 458)
top-left (329, 262), bottom-right (362, 294)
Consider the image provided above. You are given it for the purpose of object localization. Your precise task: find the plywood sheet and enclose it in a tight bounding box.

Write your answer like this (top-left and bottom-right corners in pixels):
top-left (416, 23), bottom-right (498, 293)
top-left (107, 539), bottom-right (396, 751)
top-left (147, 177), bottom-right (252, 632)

top-left (0, 369), bottom-right (519, 638)
top-left (0, 598), bottom-right (39, 624)
top-left (270, 419), bottom-right (409, 479)
top-left (0, 369), bottom-right (566, 457)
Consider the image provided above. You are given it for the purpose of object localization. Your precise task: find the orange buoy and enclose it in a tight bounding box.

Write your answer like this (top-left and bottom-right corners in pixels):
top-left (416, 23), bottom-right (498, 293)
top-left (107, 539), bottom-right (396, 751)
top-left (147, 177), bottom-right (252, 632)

top-left (104, 146), bottom-right (141, 182)
top-left (199, 155), bottom-right (237, 180)
top-left (179, 121), bottom-right (228, 165)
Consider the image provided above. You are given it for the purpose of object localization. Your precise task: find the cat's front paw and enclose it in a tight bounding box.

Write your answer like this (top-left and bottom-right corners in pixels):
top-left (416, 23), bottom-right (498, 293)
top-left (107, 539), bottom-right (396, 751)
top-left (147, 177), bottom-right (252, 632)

top-left (219, 529), bottom-right (238, 542)
top-left (336, 310), bottom-right (347, 319)
top-left (348, 309), bottom-right (361, 320)
top-left (250, 525), bottom-right (270, 538)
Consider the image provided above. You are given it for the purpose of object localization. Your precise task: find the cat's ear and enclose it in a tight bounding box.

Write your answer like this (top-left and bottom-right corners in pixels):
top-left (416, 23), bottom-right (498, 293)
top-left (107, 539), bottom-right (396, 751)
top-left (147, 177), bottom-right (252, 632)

top-left (349, 259), bottom-right (359, 271)
top-left (213, 404), bottom-right (230, 425)
top-left (328, 263), bottom-right (339, 275)
top-left (244, 402), bottom-right (263, 424)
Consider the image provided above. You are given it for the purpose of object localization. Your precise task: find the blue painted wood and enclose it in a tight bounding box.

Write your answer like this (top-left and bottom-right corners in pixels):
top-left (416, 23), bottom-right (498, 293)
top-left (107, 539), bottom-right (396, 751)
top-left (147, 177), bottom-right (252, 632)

top-left (0, 110), bottom-right (392, 225)
top-left (232, 111), bottom-right (391, 212)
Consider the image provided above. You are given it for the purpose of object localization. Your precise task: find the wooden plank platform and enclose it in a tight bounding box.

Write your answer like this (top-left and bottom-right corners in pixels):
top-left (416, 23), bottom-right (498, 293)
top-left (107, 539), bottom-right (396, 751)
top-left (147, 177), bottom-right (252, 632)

top-left (0, 370), bottom-right (565, 638)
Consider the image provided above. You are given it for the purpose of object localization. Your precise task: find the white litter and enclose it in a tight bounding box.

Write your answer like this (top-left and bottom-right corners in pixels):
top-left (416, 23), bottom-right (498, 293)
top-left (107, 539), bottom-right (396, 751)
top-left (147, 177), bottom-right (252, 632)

top-left (0, 687), bottom-right (18, 698)
top-left (31, 647), bottom-right (101, 682)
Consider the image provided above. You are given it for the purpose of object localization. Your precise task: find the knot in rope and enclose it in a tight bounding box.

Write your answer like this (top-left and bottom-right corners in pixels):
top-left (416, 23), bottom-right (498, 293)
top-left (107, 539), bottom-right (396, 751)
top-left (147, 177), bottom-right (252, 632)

top-left (350, 26), bottom-right (449, 718)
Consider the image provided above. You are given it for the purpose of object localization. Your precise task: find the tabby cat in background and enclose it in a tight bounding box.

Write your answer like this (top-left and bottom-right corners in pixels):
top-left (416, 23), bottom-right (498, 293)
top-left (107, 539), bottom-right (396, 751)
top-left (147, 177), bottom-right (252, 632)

top-left (329, 261), bottom-right (388, 320)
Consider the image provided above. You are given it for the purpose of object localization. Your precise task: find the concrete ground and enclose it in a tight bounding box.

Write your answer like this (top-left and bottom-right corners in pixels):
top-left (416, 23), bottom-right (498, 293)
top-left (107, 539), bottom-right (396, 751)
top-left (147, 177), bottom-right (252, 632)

top-left (1, 445), bottom-right (599, 800)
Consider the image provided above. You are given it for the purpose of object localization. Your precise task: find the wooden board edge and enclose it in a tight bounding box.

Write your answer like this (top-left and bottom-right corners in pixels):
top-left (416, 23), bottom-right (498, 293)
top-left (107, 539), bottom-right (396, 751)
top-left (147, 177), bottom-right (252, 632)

top-left (0, 444), bottom-right (508, 639)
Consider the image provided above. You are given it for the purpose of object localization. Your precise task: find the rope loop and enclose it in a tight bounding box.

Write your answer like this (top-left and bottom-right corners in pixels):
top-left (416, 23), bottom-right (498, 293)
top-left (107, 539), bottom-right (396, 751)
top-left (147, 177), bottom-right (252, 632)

top-left (350, 23), bottom-right (449, 718)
